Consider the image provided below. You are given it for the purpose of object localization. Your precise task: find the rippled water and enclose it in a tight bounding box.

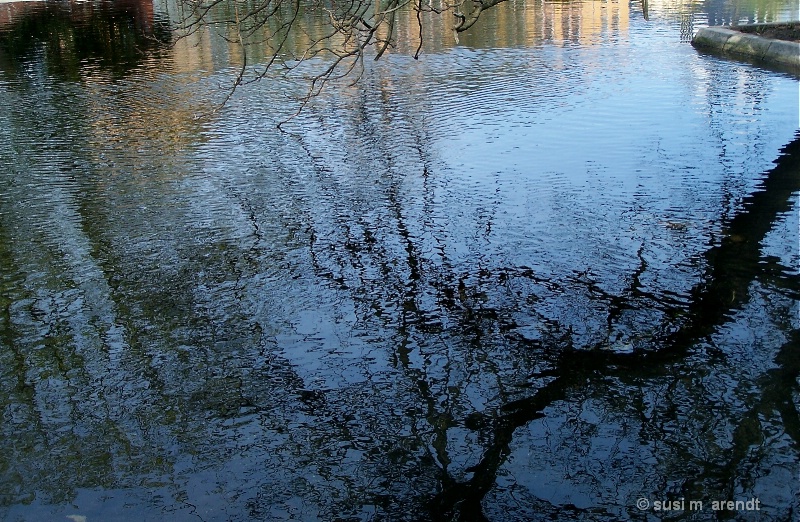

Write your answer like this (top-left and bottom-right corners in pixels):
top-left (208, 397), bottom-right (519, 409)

top-left (1, 0), bottom-right (799, 520)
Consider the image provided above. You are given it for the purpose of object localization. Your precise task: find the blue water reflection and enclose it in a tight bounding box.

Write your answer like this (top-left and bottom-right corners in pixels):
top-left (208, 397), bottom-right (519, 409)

top-left (0, 0), bottom-right (798, 520)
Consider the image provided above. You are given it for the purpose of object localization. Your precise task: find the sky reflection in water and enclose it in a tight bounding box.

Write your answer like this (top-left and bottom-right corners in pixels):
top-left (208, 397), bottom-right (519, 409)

top-left (0, 0), bottom-right (799, 520)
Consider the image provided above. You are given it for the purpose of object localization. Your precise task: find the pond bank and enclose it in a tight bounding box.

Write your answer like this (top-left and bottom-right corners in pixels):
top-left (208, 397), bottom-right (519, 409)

top-left (692, 22), bottom-right (800, 73)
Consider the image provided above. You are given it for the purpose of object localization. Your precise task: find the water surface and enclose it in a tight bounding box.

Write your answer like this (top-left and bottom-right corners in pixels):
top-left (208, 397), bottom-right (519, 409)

top-left (0, 0), bottom-right (799, 520)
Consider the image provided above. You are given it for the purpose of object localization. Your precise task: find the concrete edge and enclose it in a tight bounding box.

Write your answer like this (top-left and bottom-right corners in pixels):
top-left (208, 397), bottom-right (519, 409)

top-left (692, 27), bottom-right (738, 49)
top-left (766, 39), bottom-right (800, 68)
top-left (692, 26), bottom-right (800, 73)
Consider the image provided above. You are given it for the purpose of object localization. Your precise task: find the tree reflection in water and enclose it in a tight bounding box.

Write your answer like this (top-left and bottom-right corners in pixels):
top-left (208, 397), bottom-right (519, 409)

top-left (0, 0), bottom-right (170, 80)
top-left (425, 134), bottom-right (800, 520)
top-left (0, 0), bottom-right (798, 520)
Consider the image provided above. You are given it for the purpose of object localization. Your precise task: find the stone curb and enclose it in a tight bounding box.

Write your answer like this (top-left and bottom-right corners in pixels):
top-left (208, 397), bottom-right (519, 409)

top-left (692, 25), bottom-right (800, 72)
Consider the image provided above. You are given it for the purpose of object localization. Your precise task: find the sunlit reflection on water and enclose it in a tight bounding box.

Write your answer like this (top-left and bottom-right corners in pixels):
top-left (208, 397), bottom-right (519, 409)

top-left (0, 0), bottom-right (798, 519)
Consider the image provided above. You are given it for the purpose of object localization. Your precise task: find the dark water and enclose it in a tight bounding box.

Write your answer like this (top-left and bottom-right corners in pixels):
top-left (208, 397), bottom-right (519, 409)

top-left (0, 0), bottom-right (799, 520)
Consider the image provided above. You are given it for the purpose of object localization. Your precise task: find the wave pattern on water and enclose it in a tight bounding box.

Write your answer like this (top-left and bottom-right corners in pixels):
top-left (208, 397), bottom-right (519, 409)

top-left (1, 0), bottom-right (799, 520)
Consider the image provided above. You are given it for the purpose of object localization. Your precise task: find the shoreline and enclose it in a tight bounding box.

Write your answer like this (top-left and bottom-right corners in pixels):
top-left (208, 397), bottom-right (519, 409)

top-left (692, 23), bottom-right (800, 73)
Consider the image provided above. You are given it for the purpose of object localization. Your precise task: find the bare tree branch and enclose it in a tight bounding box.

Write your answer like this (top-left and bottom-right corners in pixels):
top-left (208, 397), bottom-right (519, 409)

top-left (174, 0), bottom-right (508, 116)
